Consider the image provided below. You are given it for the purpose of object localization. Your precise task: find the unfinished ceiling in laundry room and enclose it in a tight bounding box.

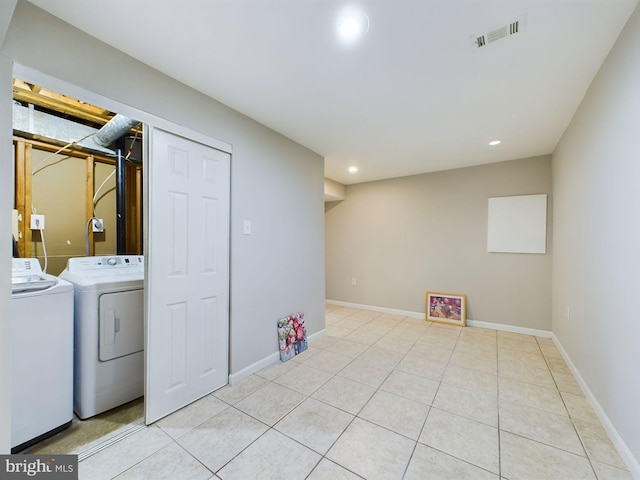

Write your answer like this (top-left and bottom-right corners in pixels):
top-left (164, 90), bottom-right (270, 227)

top-left (26, 0), bottom-right (640, 184)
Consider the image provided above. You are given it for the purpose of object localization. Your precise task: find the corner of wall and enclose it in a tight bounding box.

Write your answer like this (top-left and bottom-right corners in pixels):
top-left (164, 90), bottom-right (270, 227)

top-left (0, 0), bottom-right (18, 48)
top-left (228, 328), bottom-right (327, 385)
top-left (551, 334), bottom-right (640, 478)
top-left (324, 178), bottom-right (346, 202)
top-left (0, 51), bottom-right (15, 454)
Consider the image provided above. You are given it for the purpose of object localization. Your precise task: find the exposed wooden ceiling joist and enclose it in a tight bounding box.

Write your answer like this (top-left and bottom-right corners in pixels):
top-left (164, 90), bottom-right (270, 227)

top-left (12, 78), bottom-right (115, 126)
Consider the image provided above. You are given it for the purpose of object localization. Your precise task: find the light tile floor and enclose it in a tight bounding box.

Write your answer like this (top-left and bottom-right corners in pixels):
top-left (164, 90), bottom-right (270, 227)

top-left (77, 305), bottom-right (632, 479)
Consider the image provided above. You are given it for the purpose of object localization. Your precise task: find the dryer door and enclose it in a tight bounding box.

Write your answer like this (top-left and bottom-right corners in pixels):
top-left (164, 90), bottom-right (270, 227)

top-left (99, 289), bottom-right (144, 361)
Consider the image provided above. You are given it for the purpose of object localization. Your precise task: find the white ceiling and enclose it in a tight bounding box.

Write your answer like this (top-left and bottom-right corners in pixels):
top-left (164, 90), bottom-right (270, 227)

top-left (27, 0), bottom-right (639, 185)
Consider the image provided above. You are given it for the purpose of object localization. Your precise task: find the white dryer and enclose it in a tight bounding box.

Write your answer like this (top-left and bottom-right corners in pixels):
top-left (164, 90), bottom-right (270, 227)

top-left (11, 258), bottom-right (74, 452)
top-left (60, 255), bottom-right (144, 419)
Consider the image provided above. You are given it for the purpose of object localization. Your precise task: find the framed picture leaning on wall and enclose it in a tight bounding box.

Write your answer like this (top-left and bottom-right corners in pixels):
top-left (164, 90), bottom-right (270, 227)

top-left (425, 292), bottom-right (466, 327)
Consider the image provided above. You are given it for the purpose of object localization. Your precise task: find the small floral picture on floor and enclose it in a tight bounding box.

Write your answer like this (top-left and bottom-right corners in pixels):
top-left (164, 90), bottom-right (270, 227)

top-left (277, 312), bottom-right (308, 362)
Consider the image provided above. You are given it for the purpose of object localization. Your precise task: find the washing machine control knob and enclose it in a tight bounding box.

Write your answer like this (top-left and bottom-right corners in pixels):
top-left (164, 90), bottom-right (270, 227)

top-left (107, 258), bottom-right (117, 266)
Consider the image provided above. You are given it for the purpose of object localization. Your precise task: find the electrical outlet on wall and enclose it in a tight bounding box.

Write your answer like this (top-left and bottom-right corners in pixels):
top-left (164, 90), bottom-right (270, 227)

top-left (30, 214), bottom-right (45, 230)
top-left (92, 218), bottom-right (104, 233)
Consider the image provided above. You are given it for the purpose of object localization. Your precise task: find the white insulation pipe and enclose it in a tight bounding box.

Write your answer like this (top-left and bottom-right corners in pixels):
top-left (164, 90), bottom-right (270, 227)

top-left (94, 114), bottom-right (138, 147)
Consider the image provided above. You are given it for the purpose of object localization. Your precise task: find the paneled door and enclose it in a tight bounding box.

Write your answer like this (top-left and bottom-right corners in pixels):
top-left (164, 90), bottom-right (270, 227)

top-left (145, 126), bottom-right (230, 424)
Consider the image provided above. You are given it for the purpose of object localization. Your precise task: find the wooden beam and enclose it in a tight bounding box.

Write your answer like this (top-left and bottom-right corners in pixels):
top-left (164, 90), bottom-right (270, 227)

top-left (14, 141), bottom-right (27, 258)
top-left (13, 135), bottom-right (116, 164)
top-left (126, 164), bottom-right (143, 254)
top-left (13, 87), bottom-right (114, 127)
top-left (13, 78), bottom-right (113, 126)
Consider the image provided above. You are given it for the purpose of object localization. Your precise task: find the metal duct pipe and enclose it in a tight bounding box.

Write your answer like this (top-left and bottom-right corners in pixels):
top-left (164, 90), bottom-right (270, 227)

top-left (94, 114), bottom-right (138, 147)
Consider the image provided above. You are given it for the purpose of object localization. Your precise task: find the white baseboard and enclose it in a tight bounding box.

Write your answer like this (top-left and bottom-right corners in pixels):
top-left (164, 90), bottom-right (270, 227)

top-left (229, 352), bottom-right (279, 385)
top-left (327, 299), bottom-right (638, 476)
top-left (551, 334), bottom-right (640, 479)
top-left (326, 299), bottom-right (553, 338)
top-left (325, 299), bottom-right (424, 319)
top-left (466, 319), bottom-right (553, 338)
top-left (228, 329), bottom-right (327, 385)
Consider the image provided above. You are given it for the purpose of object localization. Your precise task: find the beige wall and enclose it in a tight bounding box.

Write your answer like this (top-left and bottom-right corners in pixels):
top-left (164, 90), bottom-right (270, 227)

top-left (326, 155), bottom-right (552, 330)
top-left (552, 2), bottom-right (640, 470)
top-left (324, 178), bottom-right (345, 201)
top-left (1, 1), bottom-right (325, 386)
top-left (92, 162), bottom-right (117, 257)
top-left (28, 150), bottom-right (118, 275)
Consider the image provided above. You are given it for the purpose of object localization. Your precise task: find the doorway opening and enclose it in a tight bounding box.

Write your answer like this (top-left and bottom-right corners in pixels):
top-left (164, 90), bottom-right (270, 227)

top-left (12, 78), bottom-right (145, 456)
top-left (10, 67), bottom-right (232, 457)
top-left (12, 78), bottom-right (144, 268)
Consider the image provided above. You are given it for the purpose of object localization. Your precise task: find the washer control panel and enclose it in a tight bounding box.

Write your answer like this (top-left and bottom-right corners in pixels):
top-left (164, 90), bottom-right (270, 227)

top-left (12, 258), bottom-right (57, 293)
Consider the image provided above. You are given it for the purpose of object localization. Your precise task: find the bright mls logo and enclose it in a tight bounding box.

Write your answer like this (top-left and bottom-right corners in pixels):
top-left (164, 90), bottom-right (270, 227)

top-left (0, 455), bottom-right (77, 479)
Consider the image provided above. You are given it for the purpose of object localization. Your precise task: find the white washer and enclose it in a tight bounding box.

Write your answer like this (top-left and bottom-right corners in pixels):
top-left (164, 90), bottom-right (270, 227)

top-left (11, 258), bottom-right (74, 453)
top-left (60, 255), bottom-right (144, 419)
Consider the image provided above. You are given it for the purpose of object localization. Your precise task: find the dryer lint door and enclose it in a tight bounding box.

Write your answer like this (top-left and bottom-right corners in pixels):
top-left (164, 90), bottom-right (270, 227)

top-left (99, 290), bottom-right (144, 361)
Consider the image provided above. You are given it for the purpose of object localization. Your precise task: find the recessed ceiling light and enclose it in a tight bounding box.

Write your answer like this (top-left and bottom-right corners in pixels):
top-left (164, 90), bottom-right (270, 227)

top-left (337, 8), bottom-right (369, 43)
top-left (348, 166), bottom-right (359, 174)
top-left (489, 140), bottom-right (501, 146)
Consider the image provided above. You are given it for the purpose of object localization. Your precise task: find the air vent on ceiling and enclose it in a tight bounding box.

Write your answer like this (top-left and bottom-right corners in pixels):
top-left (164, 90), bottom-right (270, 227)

top-left (472, 14), bottom-right (526, 49)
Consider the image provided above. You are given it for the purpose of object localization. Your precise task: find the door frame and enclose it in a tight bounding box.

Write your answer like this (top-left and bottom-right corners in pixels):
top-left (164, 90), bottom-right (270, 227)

top-left (11, 63), bottom-right (233, 424)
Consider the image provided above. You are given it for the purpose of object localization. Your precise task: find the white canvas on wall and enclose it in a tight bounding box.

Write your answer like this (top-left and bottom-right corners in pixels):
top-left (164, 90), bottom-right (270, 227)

top-left (487, 194), bottom-right (547, 254)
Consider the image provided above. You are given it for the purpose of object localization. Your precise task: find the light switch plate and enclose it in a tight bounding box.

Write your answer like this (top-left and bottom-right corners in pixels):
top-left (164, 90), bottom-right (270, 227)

top-left (12, 209), bottom-right (19, 238)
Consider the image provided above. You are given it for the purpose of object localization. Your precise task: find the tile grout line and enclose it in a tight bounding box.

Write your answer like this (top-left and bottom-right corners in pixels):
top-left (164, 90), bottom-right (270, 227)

top-left (537, 335), bottom-right (601, 479)
top-left (496, 329), bottom-right (503, 479)
top-left (78, 305), bottom-right (625, 479)
top-left (76, 422), bottom-right (147, 462)
top-left (310, 311), bottom-right (431, 479)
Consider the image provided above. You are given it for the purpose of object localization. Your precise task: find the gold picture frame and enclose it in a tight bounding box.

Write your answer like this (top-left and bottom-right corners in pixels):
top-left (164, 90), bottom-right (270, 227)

top-left (425, 291), bottom-right (466, 327)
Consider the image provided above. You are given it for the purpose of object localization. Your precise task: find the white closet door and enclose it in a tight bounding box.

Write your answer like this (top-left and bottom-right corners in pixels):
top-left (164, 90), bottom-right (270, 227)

top-left (145, 126), bottom-right (230, 424)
